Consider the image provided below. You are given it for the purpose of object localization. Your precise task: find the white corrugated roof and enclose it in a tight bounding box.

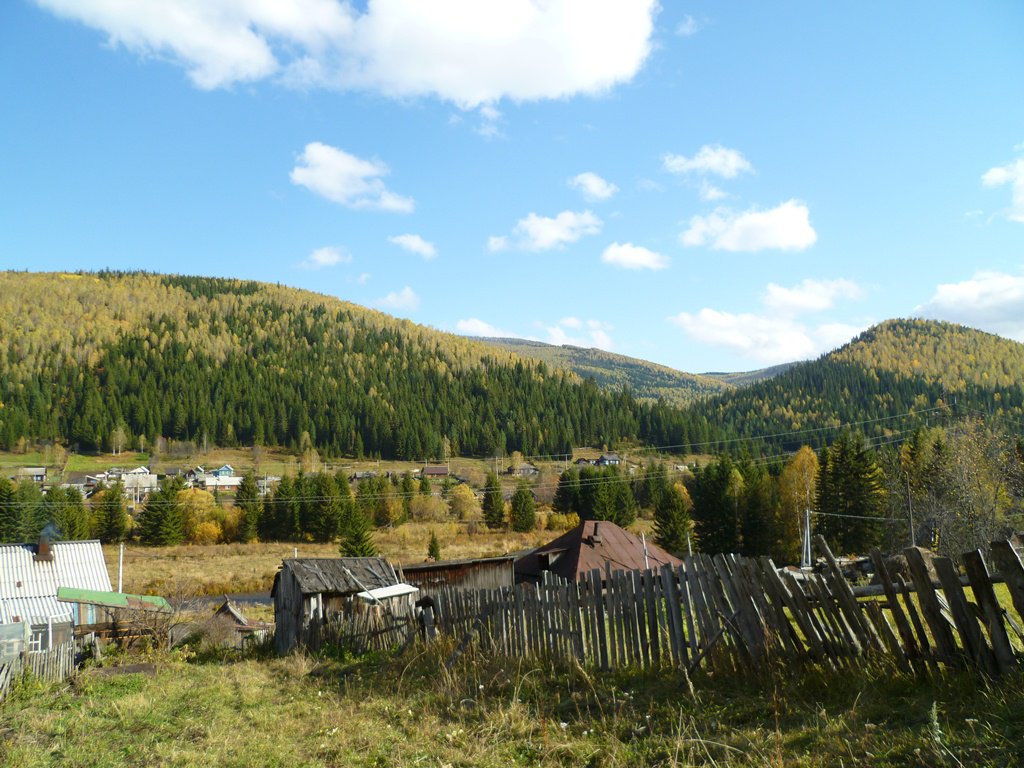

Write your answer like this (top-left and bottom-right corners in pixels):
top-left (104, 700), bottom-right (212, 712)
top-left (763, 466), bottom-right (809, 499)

top-left (355, 583), bottom-right (419, 602)
top-left (0, 540), bottom-right (112, 625)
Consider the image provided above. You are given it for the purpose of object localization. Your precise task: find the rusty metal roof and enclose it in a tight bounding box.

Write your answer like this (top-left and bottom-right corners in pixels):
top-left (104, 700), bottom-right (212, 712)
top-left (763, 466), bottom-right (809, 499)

top-left (0, 540), bottom-right (112, 625)
top-left (272, 557), bottom-right (398, 597)
top-left (514, 520), bottom-right (683, 582)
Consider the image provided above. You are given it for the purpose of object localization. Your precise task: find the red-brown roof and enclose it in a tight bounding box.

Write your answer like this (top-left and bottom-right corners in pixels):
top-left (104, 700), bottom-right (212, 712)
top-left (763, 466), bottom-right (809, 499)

top-left (514, 520), bottom-right (683, 582)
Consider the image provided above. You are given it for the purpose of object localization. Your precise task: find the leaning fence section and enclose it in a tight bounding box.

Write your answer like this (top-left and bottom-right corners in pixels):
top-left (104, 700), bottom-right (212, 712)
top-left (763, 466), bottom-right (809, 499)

top-left (428, 536), bottom-right (1024, 677)
top-left (0, 622), bottom-right (76, 700)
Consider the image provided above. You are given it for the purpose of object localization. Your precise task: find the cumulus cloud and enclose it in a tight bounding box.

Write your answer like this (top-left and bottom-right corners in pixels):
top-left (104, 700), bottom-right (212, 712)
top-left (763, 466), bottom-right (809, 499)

top-left (456, 318), bottom-right (518, 338)
top-left (601, 242), bottom-right (669, 270)
top-left (388, 234), bottom-right (437, 260)
top-left (676, 15), bottom-right (700, 37)
top-left (300, 245), bottom-right (350, 269)
top-left (668, 310), bottom-right (864, 365)
top-left (290, 142), bottom-right (413, 212)
top-left (489, 210), bottom-right (602, 252)
top-left (544, 318), bottom-right (614, 350)
top-left (763, 278), bottom-right (863, 314)
top-left (669, 276), bottom-right (867, 364)
top-left (374, 286), bottom-right (419, 311)
top-left (35, 0), bottom-right (658, 107)
top-left (569, 172), bottom-right (618, 201)
top-left (916, 270), bottom-right (1024, 341)
top-left (698, 181), bottom-right (727, 201)
top-left (664, 145), bottom-right (753, 179)
top-left (982, 157), bottom-right (1024, 222)
top-left (680, 200), bottom-right (817, 252)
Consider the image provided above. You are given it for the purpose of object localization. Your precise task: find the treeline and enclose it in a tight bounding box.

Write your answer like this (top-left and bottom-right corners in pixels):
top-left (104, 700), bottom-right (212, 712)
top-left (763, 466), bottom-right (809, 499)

top-left (699, 319), bottom-right (1024, 454)
top-left (0, 271), bottom-right (715, 459)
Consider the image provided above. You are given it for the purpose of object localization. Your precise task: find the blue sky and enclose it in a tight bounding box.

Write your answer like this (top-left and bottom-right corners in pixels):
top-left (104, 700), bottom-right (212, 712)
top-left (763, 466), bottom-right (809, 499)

top-left (2, 1), bottom-right (1023, 373)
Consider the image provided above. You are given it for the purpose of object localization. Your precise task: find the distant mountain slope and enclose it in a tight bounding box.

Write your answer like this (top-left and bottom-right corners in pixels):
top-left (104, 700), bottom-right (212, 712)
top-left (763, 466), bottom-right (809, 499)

top-left (695, 319), bottom-right (1024, 452)
top-left (701, 362), bottom-right (796, 387)
top-left (0, 271), bottom-right (704, 459)
top-left (475, 337), bottom-right (733, 407)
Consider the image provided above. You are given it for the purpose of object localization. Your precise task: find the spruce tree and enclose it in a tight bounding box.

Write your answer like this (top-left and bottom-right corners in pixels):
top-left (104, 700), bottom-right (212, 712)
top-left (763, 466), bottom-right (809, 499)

top-left (340, 508), bottom-right (377, 557)
top-left (553, 468), bottom-right (580, 514)
top-left (137, 477), bottom-right (185, 546)
top-left (482, 472), bottom-right (505, 529)
top-left (654, 483), bottom-right (692, 557)
top-left (235, 471), bottom-right (262, 542)
top-left (427, 529), bottom-right (442, 560)
top-left (95, 481), bottom-right (128, 543)
top-left (419, 475), bottom-right (432, 496)
top-left (0, 477), bottom-right (18, 542)
top-left (510, 481), bottom-right (536, 532)
top-left (311, 472), bottom-right (341, 543)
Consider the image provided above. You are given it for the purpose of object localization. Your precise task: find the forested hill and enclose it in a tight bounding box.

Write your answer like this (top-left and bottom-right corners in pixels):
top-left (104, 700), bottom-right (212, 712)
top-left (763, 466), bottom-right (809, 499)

top-left (475, 337), bottom-right (733, 407)
top-left (0, 271), bottom-right (714, 458)
top-left (697, 318), bottom-right (1024, 452)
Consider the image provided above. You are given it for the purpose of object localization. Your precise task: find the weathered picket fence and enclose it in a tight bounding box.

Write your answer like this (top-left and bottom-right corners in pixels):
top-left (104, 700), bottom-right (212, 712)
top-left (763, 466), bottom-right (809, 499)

top-left (300, 605), bottom-right (417, 655)
top-left (0, 622), bottom-right (76, 699)
top-left (429, 536), bottom-right (1024, 677)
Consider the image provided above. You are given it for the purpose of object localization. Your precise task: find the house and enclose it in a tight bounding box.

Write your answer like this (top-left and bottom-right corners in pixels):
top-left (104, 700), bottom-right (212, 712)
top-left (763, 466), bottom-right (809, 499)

top-left (11, 467), bottom-right (46, 484)
top-left (507, 463), bottom-right (539, 477)
top-left (596, 453), bottom-right (621, 467)
top-left (210, 464), bottom-right (235, 478)
top-left (514, 520), bottom-right (683, 584)
top-left (0, 538), bottom-right (113, 649)
top-left (573, 457), bottom-right (595, 467)
top-left (399, 553), bottom-right (521, 599)
top-left (271, 557), bottom-right (416, 654)
top-left (419, 466), bottom-right (450, 479)
top-left (203, 474), bottom-right (243, 491)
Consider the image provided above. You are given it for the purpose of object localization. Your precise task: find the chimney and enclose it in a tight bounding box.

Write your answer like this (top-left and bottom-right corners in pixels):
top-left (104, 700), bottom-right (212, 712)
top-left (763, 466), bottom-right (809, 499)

top-left (35, 534), bottom-right (53, 563)
top-left (591, 522), bottom-right (602, 545)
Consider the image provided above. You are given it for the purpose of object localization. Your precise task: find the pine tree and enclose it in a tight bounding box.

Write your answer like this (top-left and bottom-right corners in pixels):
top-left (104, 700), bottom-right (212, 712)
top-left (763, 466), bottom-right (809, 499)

top-left (654, 482), bottom-right (692, 557)
top-left (510, 481), bottom-right (536, 532)
top-left (137, 477), bottom-right (185, 546)
top-left (419, 475), bottom-right (432, 496)
top-left (311, 472), bottom-right (341, 543)
top-left (0, 478), bottom-right (18, 542)
top-left (95, 481), bottom-right (128, 543)
top-left (340, 508), bottom-right (377, 557)
top-left (427, 529), bottom-right (442, 560)
top-left (482, 472), bottom-right (505, 529)
top-left (235, 471), bottom-right (262, 542)
top-left (553, 469), bottom-right (580, 514)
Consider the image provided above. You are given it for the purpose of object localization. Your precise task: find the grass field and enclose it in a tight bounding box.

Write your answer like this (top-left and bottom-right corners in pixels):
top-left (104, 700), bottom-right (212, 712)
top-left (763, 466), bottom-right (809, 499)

top-left (2, 642), bottom-right (1022, 767)
top-left (104, 522), bottom-right (563, 596)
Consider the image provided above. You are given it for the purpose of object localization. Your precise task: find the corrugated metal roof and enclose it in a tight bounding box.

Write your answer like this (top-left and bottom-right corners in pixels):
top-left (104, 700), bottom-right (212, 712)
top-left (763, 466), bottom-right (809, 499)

top-left (273, 557), bottom-right (398, 597)
top-left (0, 540), bottom-right (112, 625)
top-left (56, 586), bottom-right (171, 613)
top-left (355, 583), bottom-right (418, 602)
top-left (515, 521), bottom-right (683, 582)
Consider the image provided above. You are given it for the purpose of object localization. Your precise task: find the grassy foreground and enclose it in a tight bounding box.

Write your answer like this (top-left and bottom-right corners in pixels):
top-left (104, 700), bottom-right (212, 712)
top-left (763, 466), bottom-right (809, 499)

top-left (3, 643), bottom-right (1023, 767)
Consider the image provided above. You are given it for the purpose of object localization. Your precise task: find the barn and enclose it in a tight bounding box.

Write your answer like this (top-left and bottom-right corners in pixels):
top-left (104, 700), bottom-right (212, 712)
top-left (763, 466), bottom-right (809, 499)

top-left (514, 520), bottom-right (683, 584)
top-left (271, 557), bottom-right (417, 654)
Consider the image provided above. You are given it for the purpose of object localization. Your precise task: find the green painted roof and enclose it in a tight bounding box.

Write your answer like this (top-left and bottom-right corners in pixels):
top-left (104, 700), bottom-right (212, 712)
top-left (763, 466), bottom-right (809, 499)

top-left (56, 587), bottom-right (171, 613)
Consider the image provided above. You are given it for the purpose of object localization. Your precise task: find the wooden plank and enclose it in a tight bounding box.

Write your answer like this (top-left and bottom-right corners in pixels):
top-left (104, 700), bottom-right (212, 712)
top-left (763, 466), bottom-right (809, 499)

top-left (894, 573), bottom-right (935, 667)
top-left (679, 563), bottom-right (699, 661)
top-left (962, 550), bottom-right (1016, 675)
top-left (590, 569), bottom-right (608, 670)
top-left (866, 600), bottom-right (911, 673)
top-left (781, 570), bottom-right (834, 663)
top-left (934, 556), bottom-right (997, 675)
top-left (754, 559), bottom-right (804, 659)
top-left (814, 535), bottom-right (883, 654)
top-left (660, 564), bottom-right (684, 667)
top-left (991, 540), bottom-right (1024, 627)
top-left (643, 569), bottom-right (661, 667)
top-left (804, 574), bottom-right (856, 661)
top-left (869, 548), bottom-right (921, 665)
top-left (604, 563), bottom-right (619, 667)
top-left (712, 554), bottom-right (759, 661)
top-left (904, 547), bottom-right (961, 668)
top-left (633, 570), bottom-right (652, 668)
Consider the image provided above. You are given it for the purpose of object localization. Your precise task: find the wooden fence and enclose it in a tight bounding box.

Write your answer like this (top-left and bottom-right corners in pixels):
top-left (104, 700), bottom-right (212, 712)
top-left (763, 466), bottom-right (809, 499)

top-left (300, 605), bottom-right (417, 655)
top-left (428, 536), bottom-right (1024, 677)
top-left (0, 623), bottom-right (77, 700)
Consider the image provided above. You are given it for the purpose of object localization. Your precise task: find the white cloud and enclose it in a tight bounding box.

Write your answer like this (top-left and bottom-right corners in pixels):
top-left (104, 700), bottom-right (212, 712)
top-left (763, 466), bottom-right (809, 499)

top-left (698, 180), bottom-right (727, 201)
top-left (36, 0), bottom-right (658, 107)
top-left (676, 15), bottom-right (700, 37)
top-left (668, 309), bottom-right (863, 365)
top-left (374, 286), bottom-right (419, 311)
top-left (300, 245), bottom-right (350, 269)
top-left (544, 318), bottom-right (613, 350)
top-left (388, 234), bottom-right (437, 260)
top-left (290, 142), bottom-right (414, 212)
top-left (601, 242), bottom-right (669, 270)
top-left (476, 105), bottom-right (503, 138)
top-left (763, 278), bottom-right (863, 314)
top-left (681, 200), bottom-right (817, 252)
top-left (916, 270), bottom-right (1024, 341)
top-left (982, 157), bottom-right (1024, 222)
top-left (456, 318), bottom-right (517, 338)
top-left (663, 145), bottom-right (753, 179)
top-left (569, 172), bottom-right (618, 202)
top-left (355, 272), bottom-right (371, 285)
top-left (490, 210), bottom-right (602, 252)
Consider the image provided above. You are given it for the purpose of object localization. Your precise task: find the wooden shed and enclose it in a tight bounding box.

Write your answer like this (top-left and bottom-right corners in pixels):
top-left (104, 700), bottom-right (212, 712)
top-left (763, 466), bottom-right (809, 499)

top-left (271, 557), bottom-right (413, 654)
top-left (399, 553), bottom-right (521, 599)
